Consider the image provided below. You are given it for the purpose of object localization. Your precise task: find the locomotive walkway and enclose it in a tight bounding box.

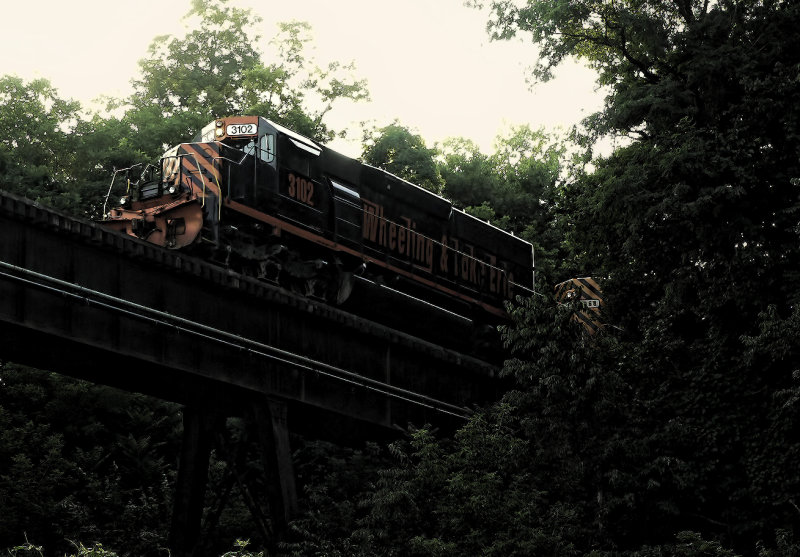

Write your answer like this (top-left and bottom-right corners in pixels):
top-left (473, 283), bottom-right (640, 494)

top-left (0, 189), bottom-right (502, 555)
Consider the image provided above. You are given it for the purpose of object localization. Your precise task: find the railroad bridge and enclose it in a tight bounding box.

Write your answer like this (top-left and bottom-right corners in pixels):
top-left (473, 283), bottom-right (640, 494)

top-left (0, 189), bottom-right (503, 555)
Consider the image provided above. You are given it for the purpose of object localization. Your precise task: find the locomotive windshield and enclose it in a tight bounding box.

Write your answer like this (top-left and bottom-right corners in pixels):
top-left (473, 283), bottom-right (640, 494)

top-left (194, 117), bottom-right (275, 163)
top-left (238, 134), bottom-right (275, 163)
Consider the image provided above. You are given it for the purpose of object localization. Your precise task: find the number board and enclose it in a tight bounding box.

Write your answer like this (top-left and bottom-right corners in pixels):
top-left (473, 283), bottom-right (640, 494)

top-left (226, 123), bottom-right (258, 136)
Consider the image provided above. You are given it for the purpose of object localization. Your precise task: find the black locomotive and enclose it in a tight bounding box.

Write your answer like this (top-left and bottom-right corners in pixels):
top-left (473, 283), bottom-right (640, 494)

top-left (101, 116), bottom-right (534, 322)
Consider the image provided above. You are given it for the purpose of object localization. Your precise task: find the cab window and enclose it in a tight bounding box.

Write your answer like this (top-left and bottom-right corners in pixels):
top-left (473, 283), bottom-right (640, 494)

top-left (260, 134), bottom-right (275, 163)
top-left (242, 140), bottom-right (257, 157)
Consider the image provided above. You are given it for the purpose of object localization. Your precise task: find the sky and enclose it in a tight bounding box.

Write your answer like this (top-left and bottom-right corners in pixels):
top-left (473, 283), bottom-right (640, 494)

top-left (3, 0), bottom-right (605, 157)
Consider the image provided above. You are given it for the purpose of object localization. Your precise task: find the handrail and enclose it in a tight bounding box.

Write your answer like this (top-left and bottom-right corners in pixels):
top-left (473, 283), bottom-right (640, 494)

top-left (211, 154), bottom-right (249, 202)
top-left (140, 163), bottom-right (156, 184)
top-left (102, 163), bottom-right (142, 217)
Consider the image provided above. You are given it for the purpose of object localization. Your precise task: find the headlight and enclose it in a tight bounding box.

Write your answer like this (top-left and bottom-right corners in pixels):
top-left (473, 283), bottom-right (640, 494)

top-left (167, 185), bottom-right (177, 194)
top-left (216, 120), bottom-right (224, 127)
top-left (120, 196), bottom-right (129, 205)
top-left (215, 127), bottom-right (224, 138)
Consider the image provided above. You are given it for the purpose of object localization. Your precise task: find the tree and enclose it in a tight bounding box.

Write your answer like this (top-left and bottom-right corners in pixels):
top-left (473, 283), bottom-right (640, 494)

top-left (476, 0), bottom-right (800, 316)
top-left (0, 76), bottom-right (83, 212)
top-left (242, 21), bottom-right (370, 141)
top-left (281, 294), bottom-right (756, 555)
top-left (437, 136), bottom-right (499, 208)
top-left (125, 0), bottom-right (369, 156)
top-left (439, 126), bottom-right (568, 282)
top-left (473, 0), bottom-right (800, 552)
top-left (125, 0), bottom-right (264, 154)
top-left (361, 122), bottom-right (443, 194)
top-left (0, 364), bottom-right (181, 555)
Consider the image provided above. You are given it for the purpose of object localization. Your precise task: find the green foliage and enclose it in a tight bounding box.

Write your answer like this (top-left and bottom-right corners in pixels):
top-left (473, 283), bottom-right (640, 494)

top-left (127, 2), bottom-right (368, 152)
top-left (281, 440), bottom-right (391, 556)
top-left (551, 20), bottom-right (800, 546)
top-left (475, 0), bottom-right (696, 86)
top-left (307, 421), bottom-right (566, 556)
top-left (465, 1), bottom-right (800, 554)
top-left (0, 76), bottom-right (83, 213)
top-left (589, 531), bottom-right (742, 556)
top-left (64, 542), bottom-right (119, 557)
top-left (132, 0), bottom-right (263, 118)
top-left (245, 21), bottom-right (369, 141)
top-left (757, 529), bottom-right (800, 557)
top-left (0, 364), bottom-right (181, 556)
top-left (439, 125), bottom-right (570, 281)
top-left (5, 536), bottom-right (44, 557)
top-left (361, 122), bottom-right (444, 193)
top-left (220, 538), bottom-right (264, 557)
top-left (0, 76), bottom-right (80, 176)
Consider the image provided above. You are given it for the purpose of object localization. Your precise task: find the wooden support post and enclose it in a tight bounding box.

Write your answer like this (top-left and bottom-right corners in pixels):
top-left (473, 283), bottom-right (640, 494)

top-left (170, 404), bottom-right (219, 557)
top-left (251, 397), bottom-right (298, 540)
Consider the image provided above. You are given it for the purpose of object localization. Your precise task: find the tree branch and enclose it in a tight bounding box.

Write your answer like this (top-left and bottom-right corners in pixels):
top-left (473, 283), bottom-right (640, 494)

top-left (674, 0), bottom-right (694, 25)
top-left (608, 20), bottom-right (660, 83)
top-left (789, 498), bottom-right (800, 519)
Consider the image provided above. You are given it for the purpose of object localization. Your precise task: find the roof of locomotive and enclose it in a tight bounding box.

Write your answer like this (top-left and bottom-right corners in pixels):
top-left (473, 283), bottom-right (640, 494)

top-left (262, 118), bottom-right (323, 156)
top-left (230, 116), bottom-right (535, 255)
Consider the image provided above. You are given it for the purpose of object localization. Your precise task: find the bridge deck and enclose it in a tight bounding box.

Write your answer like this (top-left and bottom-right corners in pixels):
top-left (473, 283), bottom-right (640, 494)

top-left (0, 189), bottom-right (502, 432)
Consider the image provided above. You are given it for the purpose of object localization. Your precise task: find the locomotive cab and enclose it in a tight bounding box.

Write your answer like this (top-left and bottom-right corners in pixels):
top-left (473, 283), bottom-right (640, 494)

top-left (195, 117), bottom-right (278, 206)
top-left (101, 116), bottom-right (283, 250)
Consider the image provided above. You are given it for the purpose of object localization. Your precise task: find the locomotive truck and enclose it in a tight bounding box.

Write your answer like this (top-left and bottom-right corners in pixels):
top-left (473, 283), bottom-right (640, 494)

top-left (100, 116), bottom-right (534, 323)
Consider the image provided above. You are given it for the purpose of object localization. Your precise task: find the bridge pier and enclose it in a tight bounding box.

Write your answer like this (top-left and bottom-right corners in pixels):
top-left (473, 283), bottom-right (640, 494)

top-left (251, 397), bottom-right (298, 538)
top-left (169, 395), bottom-right (298, 556)
top-left (170, 401), bottom-right (222, 557)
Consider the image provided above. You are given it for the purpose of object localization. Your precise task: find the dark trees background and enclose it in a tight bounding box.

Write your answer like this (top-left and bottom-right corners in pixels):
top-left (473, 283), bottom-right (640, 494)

top-left (2, 0), bottom-right (800, 555)
top-left (0, 364), bottom-right (182, 555)
top-left (299, 1), bottom-right (800, 555)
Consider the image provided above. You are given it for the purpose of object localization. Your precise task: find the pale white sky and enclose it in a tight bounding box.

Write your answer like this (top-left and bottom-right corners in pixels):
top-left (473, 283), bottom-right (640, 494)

top-left (3, 0), bottom-right (605, 157)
